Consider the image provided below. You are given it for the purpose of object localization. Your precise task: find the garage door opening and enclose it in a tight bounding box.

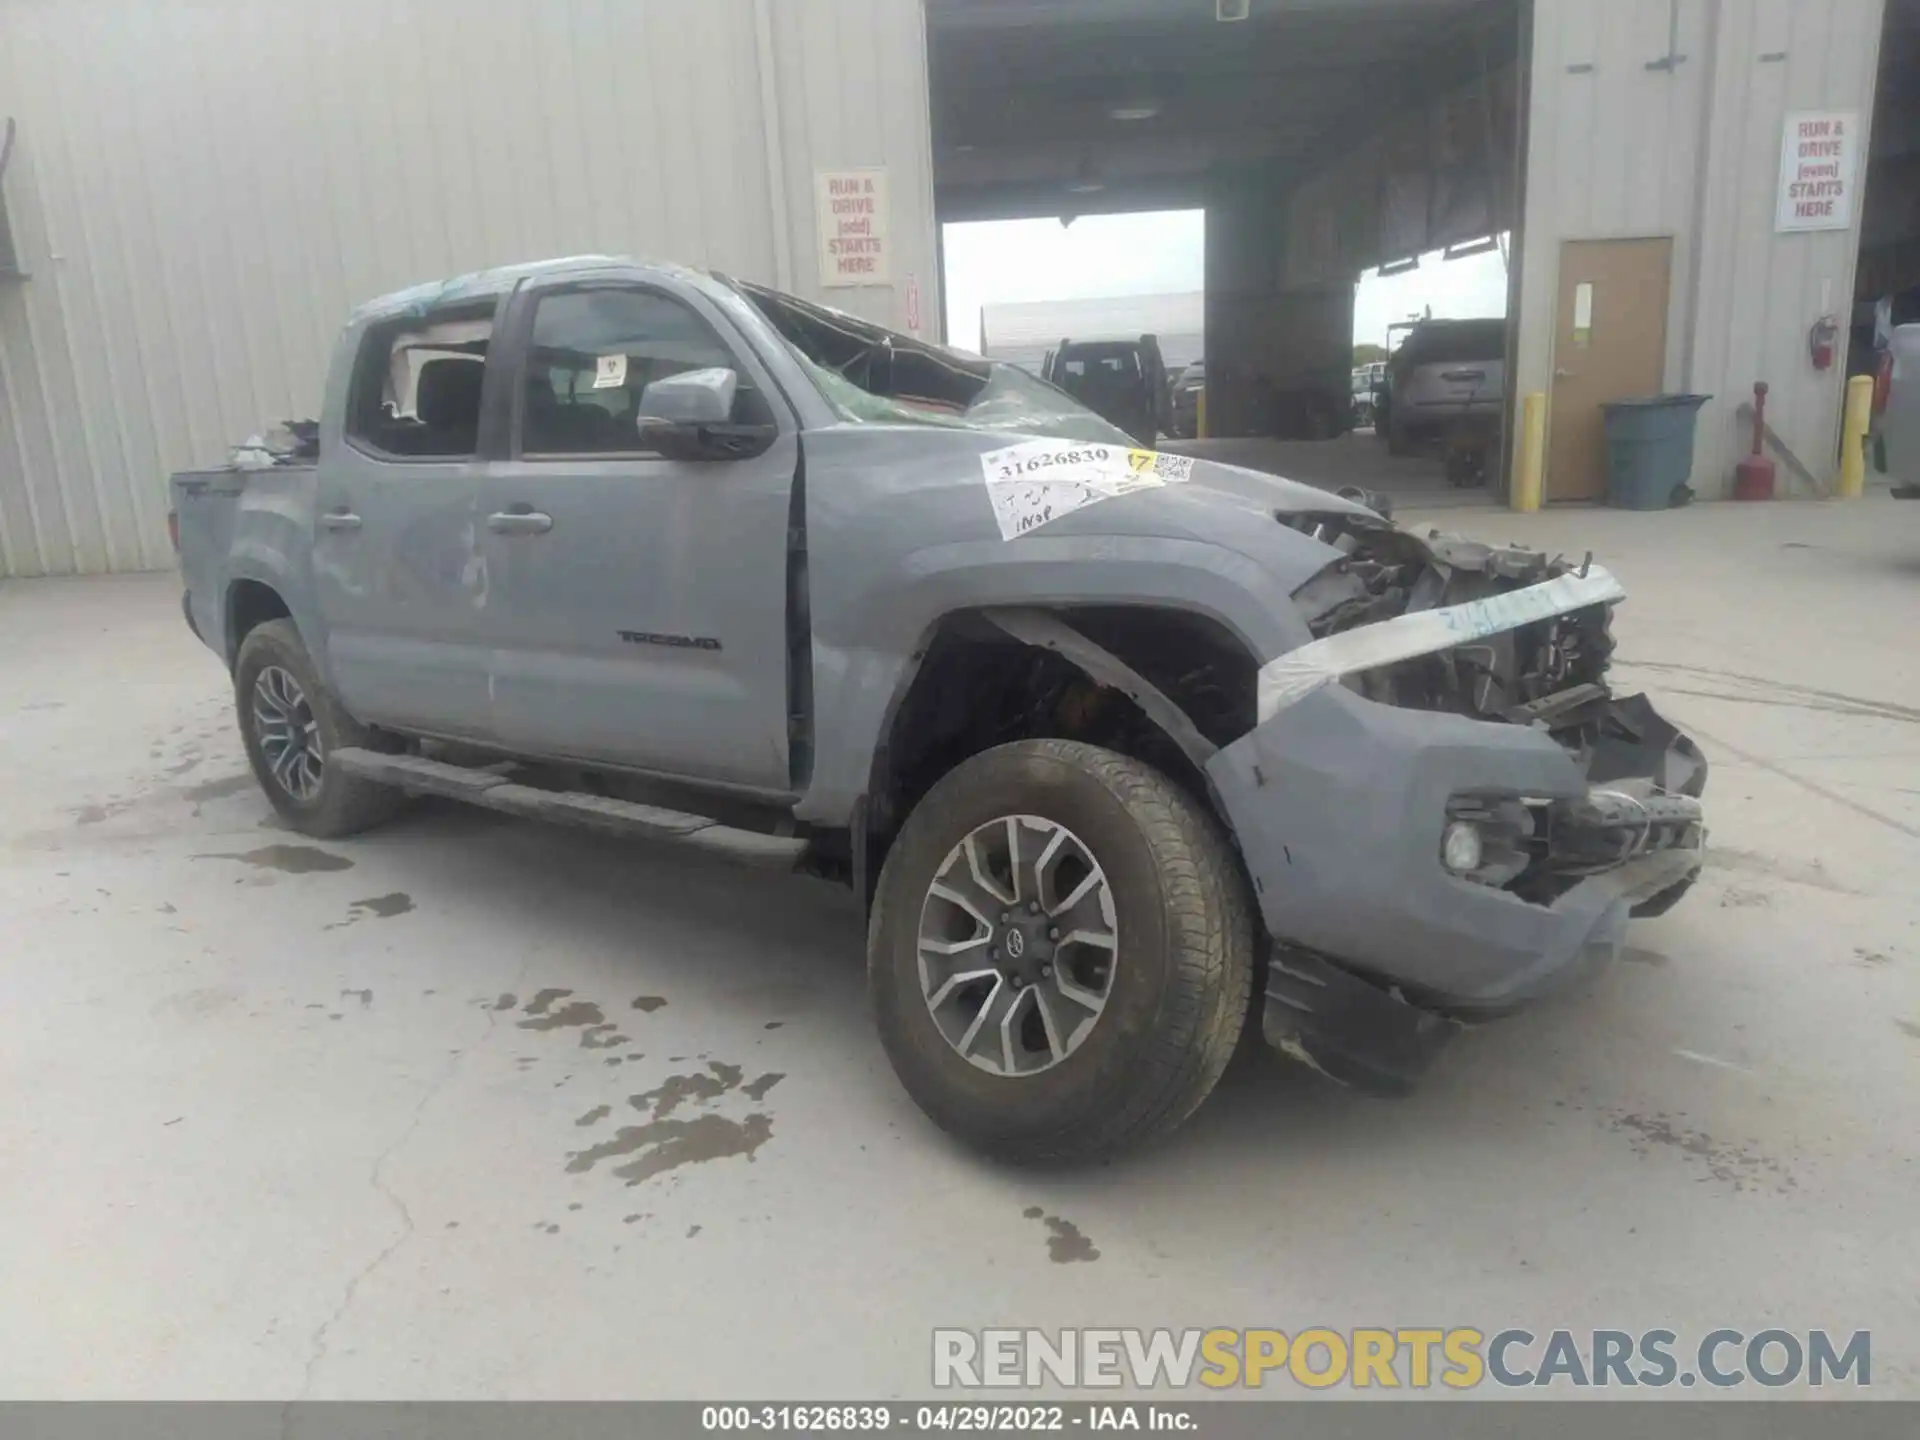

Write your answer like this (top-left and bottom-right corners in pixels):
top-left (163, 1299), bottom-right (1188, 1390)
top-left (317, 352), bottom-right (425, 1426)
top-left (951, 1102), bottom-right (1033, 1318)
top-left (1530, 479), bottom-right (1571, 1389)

top-left (925, 0), bottom-right (1526, 506)
top-left (943, 208), bottom-right (1205, 363)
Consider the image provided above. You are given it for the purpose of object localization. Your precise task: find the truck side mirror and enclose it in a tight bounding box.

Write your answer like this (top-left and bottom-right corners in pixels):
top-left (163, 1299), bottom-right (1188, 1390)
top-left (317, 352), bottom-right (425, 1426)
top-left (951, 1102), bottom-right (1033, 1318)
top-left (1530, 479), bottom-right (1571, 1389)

top-left (636, 367), bottom-right (776, 461)
top-left (638, 366), bottom-right (737, 427)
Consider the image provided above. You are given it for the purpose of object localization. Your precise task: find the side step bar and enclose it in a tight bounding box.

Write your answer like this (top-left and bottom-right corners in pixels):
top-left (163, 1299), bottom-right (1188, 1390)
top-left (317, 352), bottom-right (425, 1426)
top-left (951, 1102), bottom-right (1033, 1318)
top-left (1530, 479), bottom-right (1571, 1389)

top-left (331, 749), bottom-right (807, 868)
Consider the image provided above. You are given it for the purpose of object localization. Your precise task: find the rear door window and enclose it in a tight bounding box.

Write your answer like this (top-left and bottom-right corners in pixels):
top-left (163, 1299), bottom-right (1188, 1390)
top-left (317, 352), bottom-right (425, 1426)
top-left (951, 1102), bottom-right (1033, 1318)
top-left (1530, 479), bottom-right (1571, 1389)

top-left (346, 305), bottom-right (498, 460)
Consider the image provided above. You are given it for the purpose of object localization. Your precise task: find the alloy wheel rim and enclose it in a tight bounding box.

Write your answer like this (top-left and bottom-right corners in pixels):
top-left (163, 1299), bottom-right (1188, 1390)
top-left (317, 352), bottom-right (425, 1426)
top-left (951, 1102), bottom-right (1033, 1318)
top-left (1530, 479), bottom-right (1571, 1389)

top-left (915, 814), bottom-right (1119, 1077)
top-left (252, 665), bottom-right (324, 802)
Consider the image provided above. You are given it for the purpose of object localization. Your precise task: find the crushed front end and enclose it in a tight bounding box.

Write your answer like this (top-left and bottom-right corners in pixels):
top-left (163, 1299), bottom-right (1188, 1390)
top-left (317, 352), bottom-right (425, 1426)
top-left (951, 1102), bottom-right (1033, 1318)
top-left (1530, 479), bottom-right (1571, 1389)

top-left (1206, 511), bottom-right (1706, 1094)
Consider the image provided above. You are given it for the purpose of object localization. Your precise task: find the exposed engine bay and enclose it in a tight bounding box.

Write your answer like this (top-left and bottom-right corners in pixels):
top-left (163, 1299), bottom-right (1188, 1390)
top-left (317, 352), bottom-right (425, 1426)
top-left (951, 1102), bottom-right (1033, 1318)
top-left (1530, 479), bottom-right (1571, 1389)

top-left (1279, 509), bottom-right (1706, 912)
top-left (1287, 511), bottom-right (1617, 725)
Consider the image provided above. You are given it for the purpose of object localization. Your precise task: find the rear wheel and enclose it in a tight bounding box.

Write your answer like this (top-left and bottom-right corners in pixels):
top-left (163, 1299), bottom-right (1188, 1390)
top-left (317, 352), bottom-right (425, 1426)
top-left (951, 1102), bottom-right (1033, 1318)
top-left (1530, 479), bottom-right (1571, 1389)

top-left (233, 618), bottom-right (404, 839)
top-left (868, 739), bottom-right (1253, 1164)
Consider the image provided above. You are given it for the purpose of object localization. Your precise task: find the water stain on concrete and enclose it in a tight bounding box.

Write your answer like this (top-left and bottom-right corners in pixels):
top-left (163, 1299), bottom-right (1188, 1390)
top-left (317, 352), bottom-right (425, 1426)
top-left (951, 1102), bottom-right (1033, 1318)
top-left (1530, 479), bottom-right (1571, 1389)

top-left (1609, 1111), bottom-right (1796, 1194)
top-left (577, 1104), bottom-right (612, 1127)
top-left (1023, 1208), bottom-right (1100, 1263)
top-left (1895, 1019), bottom-right (1920, 1041)
top-left (519, 1000), bottom-right (606, 1032)
top-left (686, 1225), bottom-right (702, 1238)
top-left (327, 892), bottom-right (415, 930)
top-left (580, 1024), bottom-right (631, 1050)
top-left (567, 1112), bottom-right (775, 1187)
top-left (341, 988), bottom-right (374, 1009)
top-left (630, 995), bottom-right (668, 1013)
top-left (523, 988), bottom-right (573, 1015)
top-left (73, 798), bottom-right (138, 825)
top-left (182, 774), bottom-right (258, 803)
top-left (742, 1072), bottom-right (785, 1101)
top-left (1855, 947), bottom-right (1893, 967)
top-left (490, 993), bottom-right (519, 1011)
top-left (764, 1021), bottom-right (784, 1030)
top-left (1619, 946), bottom-right (1670, 968)
top-left (1719, 886), bottom-right (1772, 910)
top-left (202, 844), bottom-right (353, 874)
top-left (632, 1062), bottom-right (745, 1120)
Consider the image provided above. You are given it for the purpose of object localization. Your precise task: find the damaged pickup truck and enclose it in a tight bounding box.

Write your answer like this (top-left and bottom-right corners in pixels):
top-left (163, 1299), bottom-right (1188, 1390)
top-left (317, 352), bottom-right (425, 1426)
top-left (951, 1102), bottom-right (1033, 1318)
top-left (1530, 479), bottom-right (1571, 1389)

top-left (171, 256), bottom-right (1706, 1163)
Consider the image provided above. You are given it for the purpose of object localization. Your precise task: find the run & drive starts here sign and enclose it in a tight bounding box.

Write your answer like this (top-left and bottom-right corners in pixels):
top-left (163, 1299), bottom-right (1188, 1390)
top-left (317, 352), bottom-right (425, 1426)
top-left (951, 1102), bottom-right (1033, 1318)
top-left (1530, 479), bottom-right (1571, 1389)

top-left (1776, 111), bottom-right (1859, 233)
top-left (817, 169), bottom-right (891, 287)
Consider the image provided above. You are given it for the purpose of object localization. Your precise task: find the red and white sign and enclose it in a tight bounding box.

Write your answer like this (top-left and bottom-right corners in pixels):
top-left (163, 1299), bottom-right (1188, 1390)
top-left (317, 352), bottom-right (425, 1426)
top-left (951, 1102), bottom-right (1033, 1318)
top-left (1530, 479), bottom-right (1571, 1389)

top-left (816, 168), bottom-right (891, 288)
top-left (1776, 111), bottom-right (1859, 233)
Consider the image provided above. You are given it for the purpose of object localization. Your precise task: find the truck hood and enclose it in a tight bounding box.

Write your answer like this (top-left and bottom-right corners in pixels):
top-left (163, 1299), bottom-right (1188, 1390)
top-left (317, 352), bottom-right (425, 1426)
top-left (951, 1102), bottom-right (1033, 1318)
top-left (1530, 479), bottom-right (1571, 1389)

top-left (803, 425), bottom-right (1381, 595)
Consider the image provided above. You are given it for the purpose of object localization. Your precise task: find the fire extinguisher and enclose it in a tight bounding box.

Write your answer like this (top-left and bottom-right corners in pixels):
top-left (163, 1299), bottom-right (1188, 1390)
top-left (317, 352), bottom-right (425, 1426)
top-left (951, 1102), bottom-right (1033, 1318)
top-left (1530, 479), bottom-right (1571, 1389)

top-left (1808, 314), bottom-right (1840, 371)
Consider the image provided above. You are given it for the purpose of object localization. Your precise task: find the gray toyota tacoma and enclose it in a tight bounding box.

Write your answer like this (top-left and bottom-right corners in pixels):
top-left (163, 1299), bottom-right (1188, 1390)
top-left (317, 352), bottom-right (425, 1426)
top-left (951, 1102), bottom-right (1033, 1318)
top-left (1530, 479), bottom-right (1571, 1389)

top-left (171, 256), bottom-right (1707, 1163)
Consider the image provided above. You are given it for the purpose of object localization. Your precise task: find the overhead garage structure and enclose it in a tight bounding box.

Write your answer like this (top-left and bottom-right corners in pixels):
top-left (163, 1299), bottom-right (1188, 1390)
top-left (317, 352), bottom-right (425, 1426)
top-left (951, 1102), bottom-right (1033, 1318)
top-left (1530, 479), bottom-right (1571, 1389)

top-left (928, 0), bottom-right (1522, 443)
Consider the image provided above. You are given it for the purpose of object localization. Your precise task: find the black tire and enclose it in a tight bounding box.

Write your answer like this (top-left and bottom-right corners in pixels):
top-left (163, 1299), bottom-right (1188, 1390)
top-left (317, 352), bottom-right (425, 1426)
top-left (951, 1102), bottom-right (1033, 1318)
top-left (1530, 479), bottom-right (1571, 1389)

top-left (233, 618), bottom-right (405, 839)
top-left (868, 739), bottom-right (1254, 1164)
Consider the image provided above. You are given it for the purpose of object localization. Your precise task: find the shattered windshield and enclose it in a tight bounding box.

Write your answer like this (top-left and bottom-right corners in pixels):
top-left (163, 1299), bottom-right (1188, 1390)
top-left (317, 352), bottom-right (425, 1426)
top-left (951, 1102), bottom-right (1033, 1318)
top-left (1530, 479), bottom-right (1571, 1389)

top-left (732, 280), bottom-right (1133, 447)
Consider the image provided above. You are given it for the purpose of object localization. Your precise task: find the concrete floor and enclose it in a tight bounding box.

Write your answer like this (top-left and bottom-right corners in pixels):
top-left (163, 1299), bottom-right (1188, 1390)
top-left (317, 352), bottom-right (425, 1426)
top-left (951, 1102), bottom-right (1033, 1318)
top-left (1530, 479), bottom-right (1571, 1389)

top-left (3, 496), bottom-right (1918, 1399)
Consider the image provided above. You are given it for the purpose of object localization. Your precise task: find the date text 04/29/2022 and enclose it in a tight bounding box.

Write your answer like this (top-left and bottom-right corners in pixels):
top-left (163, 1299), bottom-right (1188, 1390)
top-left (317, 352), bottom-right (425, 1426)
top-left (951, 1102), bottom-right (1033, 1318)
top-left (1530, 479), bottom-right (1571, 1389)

top-left (700, 1404), bottom-right (1191, 1432)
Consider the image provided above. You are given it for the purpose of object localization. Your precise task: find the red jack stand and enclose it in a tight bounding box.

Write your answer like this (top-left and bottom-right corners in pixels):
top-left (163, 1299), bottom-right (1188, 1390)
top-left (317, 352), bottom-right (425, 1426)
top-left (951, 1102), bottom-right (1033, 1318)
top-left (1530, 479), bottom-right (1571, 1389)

top-left (1733, 382), bottom-right (1776, 501)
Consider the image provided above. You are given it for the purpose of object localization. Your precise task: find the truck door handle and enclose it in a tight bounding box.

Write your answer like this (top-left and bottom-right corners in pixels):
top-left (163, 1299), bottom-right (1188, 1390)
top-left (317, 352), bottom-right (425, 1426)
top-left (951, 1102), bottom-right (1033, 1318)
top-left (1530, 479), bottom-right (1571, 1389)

top-left (488, 509), bottom-right (554, 536)
top-left (320, 511), bottom-right (362, 532)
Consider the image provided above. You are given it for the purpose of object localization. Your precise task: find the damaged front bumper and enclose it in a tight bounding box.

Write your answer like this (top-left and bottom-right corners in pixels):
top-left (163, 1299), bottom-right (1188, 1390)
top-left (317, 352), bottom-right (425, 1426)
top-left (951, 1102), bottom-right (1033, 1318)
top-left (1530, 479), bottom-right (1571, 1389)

top-left (1206, 540), bottom-right (1707, 1094)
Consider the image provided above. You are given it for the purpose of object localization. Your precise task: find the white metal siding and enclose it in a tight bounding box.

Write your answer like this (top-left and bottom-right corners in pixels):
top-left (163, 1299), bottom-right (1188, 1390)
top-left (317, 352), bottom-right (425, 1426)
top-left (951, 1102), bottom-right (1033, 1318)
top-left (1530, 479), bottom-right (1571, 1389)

top-left (0, 0), bottom-right (939, 577)
top-left (1514, 0), bottom-right (1888, 500)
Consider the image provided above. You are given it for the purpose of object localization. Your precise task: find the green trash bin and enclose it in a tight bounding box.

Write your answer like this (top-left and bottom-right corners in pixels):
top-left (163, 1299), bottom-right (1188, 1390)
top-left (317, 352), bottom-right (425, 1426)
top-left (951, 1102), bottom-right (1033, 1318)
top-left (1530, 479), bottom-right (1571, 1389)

top-left (1600, 394), bottom-right (1710, 509)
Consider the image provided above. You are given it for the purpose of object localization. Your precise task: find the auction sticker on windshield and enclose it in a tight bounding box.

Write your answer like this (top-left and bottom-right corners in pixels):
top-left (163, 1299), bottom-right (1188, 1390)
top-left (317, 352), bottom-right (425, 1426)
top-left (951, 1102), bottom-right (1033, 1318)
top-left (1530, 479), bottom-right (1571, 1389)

top-left (981, 440), bottom-right (1196, 541)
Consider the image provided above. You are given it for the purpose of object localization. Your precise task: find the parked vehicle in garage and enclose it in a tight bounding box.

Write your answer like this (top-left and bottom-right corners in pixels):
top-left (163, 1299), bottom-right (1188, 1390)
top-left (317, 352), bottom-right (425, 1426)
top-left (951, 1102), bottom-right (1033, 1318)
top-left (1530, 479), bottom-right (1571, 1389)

top-left (171, 257), bottom-right (1706, 1164)
top-left (1382, 317), bottom-right (1507, 457)
top-left (1040, 335), bottom-right (1170, 445)
top-left (1169, 361), bottom-right (1205, 438)
top-left (1352, 361), bottom-right (1386, 429)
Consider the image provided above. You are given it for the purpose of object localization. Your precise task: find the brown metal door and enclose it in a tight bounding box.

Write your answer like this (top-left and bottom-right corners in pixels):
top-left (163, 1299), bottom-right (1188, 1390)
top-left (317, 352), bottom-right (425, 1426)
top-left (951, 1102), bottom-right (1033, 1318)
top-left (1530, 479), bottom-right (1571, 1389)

top-left (1547, 238), bottom-right (1673, 502)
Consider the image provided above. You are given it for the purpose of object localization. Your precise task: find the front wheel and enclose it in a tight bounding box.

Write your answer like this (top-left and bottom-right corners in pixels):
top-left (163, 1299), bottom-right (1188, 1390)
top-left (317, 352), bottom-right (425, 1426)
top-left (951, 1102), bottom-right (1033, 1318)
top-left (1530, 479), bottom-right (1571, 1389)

top-left (233, 618), bottom-right (404, 839)
top-left (868, 740), bottom-right (1253, 1164)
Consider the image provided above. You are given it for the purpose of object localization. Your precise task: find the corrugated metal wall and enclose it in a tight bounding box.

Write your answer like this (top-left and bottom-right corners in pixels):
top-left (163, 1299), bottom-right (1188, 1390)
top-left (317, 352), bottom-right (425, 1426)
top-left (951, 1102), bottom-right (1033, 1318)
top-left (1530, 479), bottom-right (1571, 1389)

top-left (1514, 0), bottom-right (1888, 499)
top-left (0, 0), bottom-right (939, 577)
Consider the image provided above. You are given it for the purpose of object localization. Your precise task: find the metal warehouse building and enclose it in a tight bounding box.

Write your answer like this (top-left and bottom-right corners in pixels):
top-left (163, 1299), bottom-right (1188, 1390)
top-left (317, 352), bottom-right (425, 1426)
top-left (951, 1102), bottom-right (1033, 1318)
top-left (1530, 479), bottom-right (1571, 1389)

top-left (1, 0), bottom-right (1915, 577)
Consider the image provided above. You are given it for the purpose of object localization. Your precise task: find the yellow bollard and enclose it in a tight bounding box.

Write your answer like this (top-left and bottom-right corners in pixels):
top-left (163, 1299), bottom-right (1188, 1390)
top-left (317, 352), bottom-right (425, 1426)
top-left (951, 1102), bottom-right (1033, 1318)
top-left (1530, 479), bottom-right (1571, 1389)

top-left (1512, 392), bottom-right (1546, 512)
top-left (1196, 388), bottom-right (1209, 441)
top-left (1837, 373), bottom-right (1874, 499)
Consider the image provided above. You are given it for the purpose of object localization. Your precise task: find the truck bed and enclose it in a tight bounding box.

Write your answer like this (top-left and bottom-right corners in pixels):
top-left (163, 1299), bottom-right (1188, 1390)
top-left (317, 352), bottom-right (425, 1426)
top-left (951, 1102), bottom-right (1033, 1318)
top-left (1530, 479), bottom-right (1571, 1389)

top-left (171, 464), bottom-right (316, 661)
